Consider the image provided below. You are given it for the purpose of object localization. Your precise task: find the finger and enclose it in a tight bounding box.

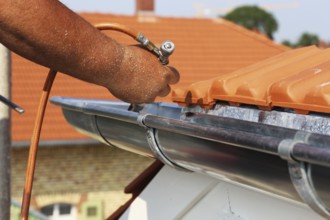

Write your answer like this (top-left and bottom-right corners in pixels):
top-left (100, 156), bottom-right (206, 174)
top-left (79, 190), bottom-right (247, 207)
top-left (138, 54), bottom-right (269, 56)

top-left (165, 66), bottom-right (180, 84)
top-left (158, 84), bottom-right (171, 97)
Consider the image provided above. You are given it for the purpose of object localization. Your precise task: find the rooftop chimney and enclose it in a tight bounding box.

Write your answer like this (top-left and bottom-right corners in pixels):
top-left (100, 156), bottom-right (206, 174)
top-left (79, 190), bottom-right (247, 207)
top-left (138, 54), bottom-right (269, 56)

top-left (136, 0), bottom-right (155, 16)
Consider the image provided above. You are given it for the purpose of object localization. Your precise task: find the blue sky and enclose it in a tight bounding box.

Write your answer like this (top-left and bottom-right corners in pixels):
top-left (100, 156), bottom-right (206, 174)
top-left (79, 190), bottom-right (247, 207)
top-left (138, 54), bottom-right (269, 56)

top-left (60, 0), bottom-right (330, 43)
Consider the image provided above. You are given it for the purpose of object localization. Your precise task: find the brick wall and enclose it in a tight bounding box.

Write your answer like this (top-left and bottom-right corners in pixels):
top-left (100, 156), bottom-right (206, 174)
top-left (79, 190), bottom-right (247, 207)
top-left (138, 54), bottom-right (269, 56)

top-left (11, 144), bottom-right (153, 218)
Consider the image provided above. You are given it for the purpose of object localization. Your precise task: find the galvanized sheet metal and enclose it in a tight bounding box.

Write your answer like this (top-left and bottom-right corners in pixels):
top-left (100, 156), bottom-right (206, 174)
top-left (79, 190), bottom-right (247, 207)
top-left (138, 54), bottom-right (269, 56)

top-left (51, 97), bottom-right (330, 217)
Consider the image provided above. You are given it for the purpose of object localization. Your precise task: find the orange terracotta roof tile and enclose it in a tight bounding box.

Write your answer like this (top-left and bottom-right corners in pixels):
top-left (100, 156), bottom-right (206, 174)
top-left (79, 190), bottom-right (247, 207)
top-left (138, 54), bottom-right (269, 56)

top-left (12, 13), bottom-right (286, 142)
top-left (210, 46), bottom-right (326, 106)
top-left (173, 46), bottom-right (330, 114)
top-left (270, 60), bottom-right (330, 114)
top-left (172, 46), bottom-right (315, 107)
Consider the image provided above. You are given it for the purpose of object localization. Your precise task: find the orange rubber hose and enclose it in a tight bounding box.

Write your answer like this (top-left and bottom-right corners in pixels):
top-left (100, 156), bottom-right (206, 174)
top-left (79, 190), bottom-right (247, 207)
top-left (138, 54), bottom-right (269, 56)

top-left (20, 69), bottom-right (57, 220)
top-left (94, 22), bottom-right (139, 39)
top-left (95, 23), bottom-right (160, 56)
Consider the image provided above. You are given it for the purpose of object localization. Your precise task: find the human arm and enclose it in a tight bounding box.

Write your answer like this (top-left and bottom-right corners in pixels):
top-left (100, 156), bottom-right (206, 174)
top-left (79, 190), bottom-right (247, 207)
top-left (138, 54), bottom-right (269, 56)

top-left (0, 0), bottom-right (179, 104)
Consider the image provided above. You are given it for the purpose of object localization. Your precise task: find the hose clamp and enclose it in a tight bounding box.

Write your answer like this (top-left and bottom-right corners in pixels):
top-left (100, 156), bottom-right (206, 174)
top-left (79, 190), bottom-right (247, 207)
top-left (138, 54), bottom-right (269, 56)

top-left (136, 33), bottom-right (175, 65)
top-left (138, 114), bottom-right (189, 171)
top-left (278, 131), bottom-right (330, 218)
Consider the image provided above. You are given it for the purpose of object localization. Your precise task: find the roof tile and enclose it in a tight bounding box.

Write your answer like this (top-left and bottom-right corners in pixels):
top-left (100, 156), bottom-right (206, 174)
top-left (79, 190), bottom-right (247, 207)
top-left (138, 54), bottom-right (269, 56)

top-left (173, 46), bottom-right (330, 114)
top-left (271, 60), bottom-right (330, 113)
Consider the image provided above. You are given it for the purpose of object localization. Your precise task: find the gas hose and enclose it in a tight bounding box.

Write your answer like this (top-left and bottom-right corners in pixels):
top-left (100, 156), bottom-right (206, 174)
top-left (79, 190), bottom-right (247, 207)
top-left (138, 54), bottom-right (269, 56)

top-left (20, 23), bottom-right (175, 220)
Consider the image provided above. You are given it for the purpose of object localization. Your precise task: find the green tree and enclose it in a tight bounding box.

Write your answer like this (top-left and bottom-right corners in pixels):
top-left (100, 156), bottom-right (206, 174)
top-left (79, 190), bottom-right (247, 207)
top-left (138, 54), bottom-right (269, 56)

top-left (281, 40), bottom-right (294, 47)
top-left (282, 32), bottom-right (320, 48)
top-left (296, 32), bottom-right (319, 47)
top-left (223, 5), bottom-right (278, 39)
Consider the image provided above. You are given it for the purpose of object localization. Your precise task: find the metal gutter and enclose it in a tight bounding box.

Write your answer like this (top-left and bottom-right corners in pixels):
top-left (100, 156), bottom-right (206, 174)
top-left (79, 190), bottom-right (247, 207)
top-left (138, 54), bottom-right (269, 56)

top-left (51, 96), bottom-right (330, 219)
top-left (12, 139), bottom-right (101, 149)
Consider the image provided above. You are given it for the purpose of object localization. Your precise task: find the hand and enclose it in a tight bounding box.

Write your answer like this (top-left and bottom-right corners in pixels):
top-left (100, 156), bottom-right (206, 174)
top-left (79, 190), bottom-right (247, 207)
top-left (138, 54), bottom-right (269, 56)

top-left (106, 45), bottom-right (180, 104)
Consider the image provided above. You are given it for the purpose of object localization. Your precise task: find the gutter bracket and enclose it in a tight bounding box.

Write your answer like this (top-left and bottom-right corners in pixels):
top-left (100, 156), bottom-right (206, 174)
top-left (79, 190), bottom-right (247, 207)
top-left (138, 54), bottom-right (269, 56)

top-left (138, 114), bottom-right (189, 172)
top-left (278, 131), bottom-right (330, 219)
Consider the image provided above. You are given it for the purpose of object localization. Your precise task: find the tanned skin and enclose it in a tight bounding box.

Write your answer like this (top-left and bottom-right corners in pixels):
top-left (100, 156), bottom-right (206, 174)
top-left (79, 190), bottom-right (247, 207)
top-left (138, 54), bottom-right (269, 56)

top-left (0, 0), bottom-right (179, 104)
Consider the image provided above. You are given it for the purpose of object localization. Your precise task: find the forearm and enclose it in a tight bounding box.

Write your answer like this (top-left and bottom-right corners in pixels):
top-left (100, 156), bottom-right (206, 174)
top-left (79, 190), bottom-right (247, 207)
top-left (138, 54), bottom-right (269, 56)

top-left (0, 0), bottom-right (124, 85)
top-left (0, 0), bottom-right (179, 104)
